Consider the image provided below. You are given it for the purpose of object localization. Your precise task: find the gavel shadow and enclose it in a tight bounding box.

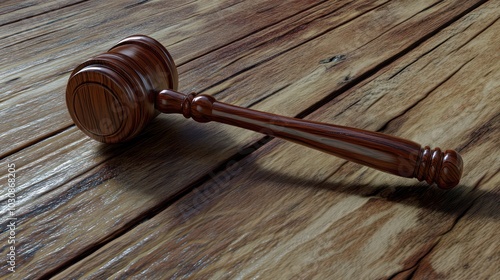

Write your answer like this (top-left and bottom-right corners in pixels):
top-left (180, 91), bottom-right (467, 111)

top-left (101, 114), bottom-right (236, 157)
top-left (99, 117), bottom-right (498, 222)
top-left (253, 167), bottom-right (499, 221)
top-left (98, 114), bottom-right (239, 190)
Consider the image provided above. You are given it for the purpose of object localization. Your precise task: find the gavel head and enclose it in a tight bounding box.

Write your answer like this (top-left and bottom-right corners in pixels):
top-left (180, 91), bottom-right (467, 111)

top-left (66, 35), bottom-right (178, 143)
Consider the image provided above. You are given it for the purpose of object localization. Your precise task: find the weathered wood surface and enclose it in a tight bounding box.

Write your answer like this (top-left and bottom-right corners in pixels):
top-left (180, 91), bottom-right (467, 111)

top-left (0, 0), bottom-right (498, 279)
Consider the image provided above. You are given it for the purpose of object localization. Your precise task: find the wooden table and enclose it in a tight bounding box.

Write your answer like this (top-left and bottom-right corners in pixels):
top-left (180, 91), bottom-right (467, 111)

top-left (1, 0), bottom-right (499, 279)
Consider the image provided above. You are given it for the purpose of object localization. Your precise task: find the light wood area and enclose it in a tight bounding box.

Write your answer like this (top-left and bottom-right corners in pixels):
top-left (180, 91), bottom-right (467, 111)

top-left (0, 0), bottom-right (498, 279)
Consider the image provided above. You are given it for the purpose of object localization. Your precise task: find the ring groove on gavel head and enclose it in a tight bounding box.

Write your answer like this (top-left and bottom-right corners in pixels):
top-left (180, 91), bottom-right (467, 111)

top-left (66, 35), bottom-right (178, 143)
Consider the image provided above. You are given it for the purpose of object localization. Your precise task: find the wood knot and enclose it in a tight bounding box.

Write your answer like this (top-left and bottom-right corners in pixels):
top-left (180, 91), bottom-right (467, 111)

top-left (319, 54), bottom-right (346, 64)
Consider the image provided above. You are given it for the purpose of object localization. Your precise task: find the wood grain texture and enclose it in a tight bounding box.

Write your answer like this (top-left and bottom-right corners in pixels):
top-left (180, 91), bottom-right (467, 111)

top-left (53, 1), bottom-right (499, 279)
top-left (66, 35), bottom-right (179, 143)
top-left (0, 0), bottom-right (498, 278)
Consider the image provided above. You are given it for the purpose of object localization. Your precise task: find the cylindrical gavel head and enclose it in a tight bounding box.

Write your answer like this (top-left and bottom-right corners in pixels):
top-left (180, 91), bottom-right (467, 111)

top-left (66, 35), bottom-right (178, 143)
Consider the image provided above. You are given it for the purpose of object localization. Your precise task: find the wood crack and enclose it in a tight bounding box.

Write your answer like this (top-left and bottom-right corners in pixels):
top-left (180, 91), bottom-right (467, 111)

top-left (448, 15), bottom-right (500, 56)
top-left (353, 0), bottom-right (447, 54)
top-left (377, 55), bottom-right (477, 133)
top-left (299, 0), bottom-right (488, 120)
top-left (416, 0), bottom-right (445, 16)
top-left (388, 172), bottom-right (493, 280)
top-left (388, 241), bottom-right (440, 280)
top-left (244, 84), bottom-right (291, 109)
top-left (246, 0), bottom-right (354, 53)
top-left (0, 2), bottom-right (36, 16)
top-left (1, 24), bottom-right (76, 50)
top-left (407, 189), bottom-right (484, 279)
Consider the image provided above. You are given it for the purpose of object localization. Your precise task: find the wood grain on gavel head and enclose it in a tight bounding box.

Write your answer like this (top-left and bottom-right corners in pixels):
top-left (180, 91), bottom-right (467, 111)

top-left (65, 35), bottom-right (463, 189)
top-left (66, 35), bottom-right (178, 143)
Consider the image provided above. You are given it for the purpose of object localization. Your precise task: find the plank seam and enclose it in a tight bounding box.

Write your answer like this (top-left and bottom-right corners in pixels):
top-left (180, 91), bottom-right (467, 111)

top-left (124, 0), bottom-right (150, 9)
top-left (447, 15), bottom-right (500, 56)
top-left (0, 0), bottom-right (91, 28)
top-left (245, 84), bottom-right (292, 109)
top-left (457, 112), bottom-right (500, 153)
top-left (0, 124), bottom-right (74, 161)
top-left (387, 29), bottom-right (462, 80)
top-left (417, 0), bottom-right (445, 15)
top-left (376, 55), bottom-right (477, 133)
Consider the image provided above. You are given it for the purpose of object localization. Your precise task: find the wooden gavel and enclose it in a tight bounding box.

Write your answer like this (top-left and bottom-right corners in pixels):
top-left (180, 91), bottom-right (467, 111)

top-left (66, 35), bottom-right (463, 189)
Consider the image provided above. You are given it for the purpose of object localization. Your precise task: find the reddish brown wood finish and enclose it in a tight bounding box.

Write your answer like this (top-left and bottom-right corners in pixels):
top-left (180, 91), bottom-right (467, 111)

top-left (66, 35), bottom-right (178, 143)
top-left (66, 35), bottom-right (463, 189)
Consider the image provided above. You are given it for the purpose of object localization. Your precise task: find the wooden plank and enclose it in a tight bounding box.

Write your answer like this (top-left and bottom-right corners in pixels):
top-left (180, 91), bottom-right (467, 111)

top-left (0, 0), bottom-right (493, 278)
top-left (52, 2), bottom-right (499, 278)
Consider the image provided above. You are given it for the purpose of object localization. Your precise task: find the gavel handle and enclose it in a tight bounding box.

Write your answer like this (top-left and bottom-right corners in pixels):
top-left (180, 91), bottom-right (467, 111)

top-left (157, 90), bottom-right (463, 189)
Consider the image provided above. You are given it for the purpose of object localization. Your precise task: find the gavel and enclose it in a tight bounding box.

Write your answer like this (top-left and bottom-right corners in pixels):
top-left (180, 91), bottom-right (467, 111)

top-left (66, 35), bottom-right (463, 189)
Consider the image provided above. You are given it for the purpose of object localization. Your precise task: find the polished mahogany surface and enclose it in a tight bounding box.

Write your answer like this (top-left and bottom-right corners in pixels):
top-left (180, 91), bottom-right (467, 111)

top-left (66, 35), bottom-right (178, 143)
top-left (66, 35), bottom-right (462, 189)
